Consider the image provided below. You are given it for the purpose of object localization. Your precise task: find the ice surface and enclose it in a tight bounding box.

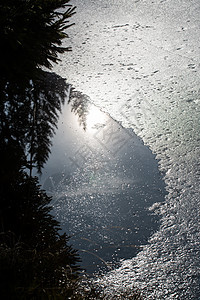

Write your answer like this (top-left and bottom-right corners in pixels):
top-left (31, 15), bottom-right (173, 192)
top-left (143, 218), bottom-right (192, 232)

top-left (52, 0), bottom-right (200, 298)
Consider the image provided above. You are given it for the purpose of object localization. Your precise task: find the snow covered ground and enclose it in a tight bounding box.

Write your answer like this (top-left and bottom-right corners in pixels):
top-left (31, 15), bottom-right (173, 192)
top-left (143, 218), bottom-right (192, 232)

top-left (52, 0), bottom-right (200, 298)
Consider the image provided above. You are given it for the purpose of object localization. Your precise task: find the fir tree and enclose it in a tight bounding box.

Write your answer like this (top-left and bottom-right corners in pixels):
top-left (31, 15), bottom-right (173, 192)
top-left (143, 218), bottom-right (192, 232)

top-left (0, 0), bottom-right (75, 82)
top-left (0, 1), bottom-right (85, 299)
top-left (0, 0), bottom-right (76, 173)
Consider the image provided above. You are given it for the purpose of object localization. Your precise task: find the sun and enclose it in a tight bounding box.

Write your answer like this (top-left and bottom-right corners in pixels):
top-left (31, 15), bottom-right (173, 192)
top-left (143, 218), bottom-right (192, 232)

top-left (86, 104), bottom-right (107, 131)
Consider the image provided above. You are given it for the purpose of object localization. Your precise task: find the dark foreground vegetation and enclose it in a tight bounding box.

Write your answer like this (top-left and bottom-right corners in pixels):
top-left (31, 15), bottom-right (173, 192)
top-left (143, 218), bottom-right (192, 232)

top-left (0, 0), bottom-right (142, 298)
top-left (0, 1), bottom-right (84, 298)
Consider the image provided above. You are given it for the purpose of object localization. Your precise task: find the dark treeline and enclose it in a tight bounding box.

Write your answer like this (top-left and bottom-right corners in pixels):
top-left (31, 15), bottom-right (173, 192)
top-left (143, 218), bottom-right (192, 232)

top-left (0, 1), bottom-right (87, 299)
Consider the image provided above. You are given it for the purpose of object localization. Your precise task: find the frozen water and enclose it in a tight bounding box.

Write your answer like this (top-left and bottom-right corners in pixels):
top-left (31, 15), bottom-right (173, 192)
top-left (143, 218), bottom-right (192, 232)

top-left (52, 0), bottom-right (200, 298)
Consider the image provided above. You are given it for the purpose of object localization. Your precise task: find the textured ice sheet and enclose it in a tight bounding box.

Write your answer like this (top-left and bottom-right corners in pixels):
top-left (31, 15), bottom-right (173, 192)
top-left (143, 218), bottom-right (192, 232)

top-left (52, 0), bottom-right (200, 298)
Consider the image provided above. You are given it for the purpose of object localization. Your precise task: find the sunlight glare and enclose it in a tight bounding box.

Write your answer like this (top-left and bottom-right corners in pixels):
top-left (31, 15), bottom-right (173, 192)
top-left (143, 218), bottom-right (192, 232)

top-left (86, 105), bottom-right (107, 131)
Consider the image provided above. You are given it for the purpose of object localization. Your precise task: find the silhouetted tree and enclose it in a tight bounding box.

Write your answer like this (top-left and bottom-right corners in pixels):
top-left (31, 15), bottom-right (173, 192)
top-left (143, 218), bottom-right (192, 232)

top-left (0, 71), bottom-right (70, 175)
top-left (0, 0), bottom-right (75, 82)
top-left (0, 0), bottom-right (75, 174)
top-left (0, 1), bottom-right (85, 299)
top-left (0, 165), bottom-right (81, 299)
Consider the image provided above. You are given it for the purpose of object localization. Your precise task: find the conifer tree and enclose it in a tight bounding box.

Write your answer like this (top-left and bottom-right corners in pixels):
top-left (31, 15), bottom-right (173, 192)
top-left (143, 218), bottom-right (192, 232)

top-left (0, 1), bottom-right (86, 299)
top-left (0, 0), bottom-right (75, 81)
top-left (0, 0), bottom-right (75, 173)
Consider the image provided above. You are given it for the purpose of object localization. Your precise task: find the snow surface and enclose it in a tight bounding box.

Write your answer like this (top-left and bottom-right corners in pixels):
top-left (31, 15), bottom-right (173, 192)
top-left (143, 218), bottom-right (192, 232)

top-left (52, 0), bottom-right (200, 298)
